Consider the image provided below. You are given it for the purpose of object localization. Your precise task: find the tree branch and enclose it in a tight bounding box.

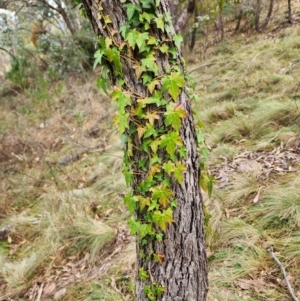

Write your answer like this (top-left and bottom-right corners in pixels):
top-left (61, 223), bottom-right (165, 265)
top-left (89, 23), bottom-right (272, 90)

top-left (267, 247), bottom-right (299, 301)
top-left (0, 47), bottom-right (17, 60)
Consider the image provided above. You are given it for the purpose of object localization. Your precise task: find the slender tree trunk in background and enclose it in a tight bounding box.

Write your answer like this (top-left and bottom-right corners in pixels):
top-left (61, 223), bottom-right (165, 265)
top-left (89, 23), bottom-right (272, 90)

top-left (234, 7), bottom-right (243, 33)
top-left (166, 0), bottom-right (179, 20)
top-left (262, 0), bottom-right (274, 30)
top-left (174, 0), bottom-right (196, 33)
top-left (189, 5), bottom-right (199, 51)
top-left (80, 0), bottom-right (208, 300)
top-left (287, 0), bottom-right (292, 24)
top-left (255, 0), bottom-right (261, 32)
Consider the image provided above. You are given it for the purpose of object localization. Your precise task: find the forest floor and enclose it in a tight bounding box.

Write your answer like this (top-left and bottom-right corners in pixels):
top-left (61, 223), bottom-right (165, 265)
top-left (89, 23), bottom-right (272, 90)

top-left (1, 2), bottom-right (300, 301)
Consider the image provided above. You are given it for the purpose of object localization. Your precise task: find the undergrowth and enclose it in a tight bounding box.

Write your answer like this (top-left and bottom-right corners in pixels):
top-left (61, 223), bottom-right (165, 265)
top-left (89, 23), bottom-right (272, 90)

top-left (1, 2), bottom-right (300, 300)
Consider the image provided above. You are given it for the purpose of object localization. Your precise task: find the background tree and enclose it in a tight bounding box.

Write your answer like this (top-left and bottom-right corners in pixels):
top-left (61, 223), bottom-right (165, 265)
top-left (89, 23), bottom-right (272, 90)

top-left (80, 0), bottom-right (208, 300)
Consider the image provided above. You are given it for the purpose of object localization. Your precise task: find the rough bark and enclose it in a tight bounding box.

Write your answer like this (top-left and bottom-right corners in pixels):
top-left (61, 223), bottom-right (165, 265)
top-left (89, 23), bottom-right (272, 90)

top-left (80, 0), bottom-right (208, 301)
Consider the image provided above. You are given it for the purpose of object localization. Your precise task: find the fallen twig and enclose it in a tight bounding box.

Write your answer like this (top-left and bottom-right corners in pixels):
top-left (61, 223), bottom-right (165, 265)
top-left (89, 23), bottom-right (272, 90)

top-left (267, 247), bottom-right (299, 301)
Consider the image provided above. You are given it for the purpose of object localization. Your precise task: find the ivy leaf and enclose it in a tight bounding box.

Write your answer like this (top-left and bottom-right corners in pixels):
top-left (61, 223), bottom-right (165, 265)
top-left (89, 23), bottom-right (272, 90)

top-left (150, 185), bottom-right (173, 208)
top-left (149, 164), bottom-right (161, 176)
top-left (164, 103), bottom-right (187, 131)
top-left (141, 53), bottom-right (159, 75)
top-left (147, 79), bottom-right (159, 94)
top-left (150, 139), bottom-right (160, 153)
top-left (123, 165), bottom-right (133, 186)
top-left (133, 63), bottom-right (146, 79)
top-left (159, 43), bottom-right (169, 54)
top-left (93, 49), bottom-right (104, 69)
top-left (137, 126), bottom-right (146, 139)
top-left (159, 131), bottom-right (182, 156)
top-left (96, 76), bottom-right (108, 95)
top-left (124, 3), bottom-right (141, 21)
top-left (144, 123), bottom-right (158, 138)
top-left (173, 34), bottom-right (183, 49)
top-left (147, 36), bottom-right (158, 45)
top-left (114, 112), bottom-right (129, 134)
top-left (124, 194), bottom-right (137, 214)
top-left (140, 0), bottom-right (153, 8)
top-left (144, 111), bottom-right (160, 125)
top-left (154, 16), bottom-right (164, 30)
top-left (140, 12), bottom-right (153, 23)
top-left (111, 89), bottom-right (131, 114)
top-left (138, 223), bottom-right (154, 239)
top-left (162, 160), bottom-right (175, 175)
top-left (152, 208), bottom-right (174, 231)
top-left (137, 195), bottom-right (151, 211)
top-left (105, 47), bottom-right (122, 75)
top-left (173, 162), bottom-right (186, 183)
top-left (136, 31), bottom-right (149, 53)
top-left (139, 268), bottom-right (149, 280)
top-left (153, 252), bottom-right (165, 264)
top-left (125, 29), bottom-right (138, 49)
top-left (162, 72), bottom-right (185, 101)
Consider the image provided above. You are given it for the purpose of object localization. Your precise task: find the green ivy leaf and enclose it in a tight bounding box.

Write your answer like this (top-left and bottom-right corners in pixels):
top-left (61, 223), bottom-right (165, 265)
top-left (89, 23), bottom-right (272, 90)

top-left (164, 160), bottom-right (175, 172)
top-left (124, 3), bottom-right (141, 21)
top-left (123, 165), bottom-right (133, 186)
top-left (162, 72), bottom-right (186, 101)
top-left (144, 123), bottom-right (158, 138)
top-left (141, 52), bottom-right (159, 75)
top-left (139, 268), bottom-right (149, 280)
top-left (96, 76), bottom-right (108, 95)
top-left (105, 47), bottom-right (122, 75)
top-left (159, 131), bottom-right (182, 156)
top-left (111, 89), bottom-right (131, 114)
top-left (154, 16), bottom-right (164, 30)
top-left (150, 139), bottom-right (160, 153)
top-left (173, 34), bottom-right (183, 49)
top-left (173, 162), bottom-right (186, 183)
top-left (150, 184), bottom-right (173, 208)
top-left (152, 208), bottom-right (173, 231)
top-left (159, 43), bottom-right (169, 54)
top-left (140, 12), bottom-right (153, 23)
top-left (136, 31), bottom-right (149, 52)
top-left (147, 36), bottom-right (158, 45)
top-left (124, 194), bottom-right (137, 214)
top-left (164, 103), bottom-right (187, 131)
top-left (93, 49), bottom-right (104, 69)
top-left (140, 0), bottom-right (153, 8)
top-left (125, 29), bottom-right (138, 49)
top-left (114, 112), bottom-right (129, 134)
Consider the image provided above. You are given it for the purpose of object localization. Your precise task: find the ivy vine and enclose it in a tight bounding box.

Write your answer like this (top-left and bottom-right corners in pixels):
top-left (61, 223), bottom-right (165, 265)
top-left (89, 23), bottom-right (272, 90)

top-left (93, 0), bottom-right (213, 299)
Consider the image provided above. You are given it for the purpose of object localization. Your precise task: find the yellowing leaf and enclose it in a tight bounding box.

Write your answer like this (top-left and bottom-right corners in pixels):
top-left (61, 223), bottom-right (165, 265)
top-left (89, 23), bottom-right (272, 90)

top-left (144, 111), bottom-right (160, 125)
top-left (137, 126), bottom-right (146, 139)
top-left (147, 79), bottom-right (159, 94)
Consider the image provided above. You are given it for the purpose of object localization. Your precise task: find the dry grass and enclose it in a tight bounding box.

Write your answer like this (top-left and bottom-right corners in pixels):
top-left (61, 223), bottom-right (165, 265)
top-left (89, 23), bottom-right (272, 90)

top-left (2, 1), bottom-right (300, 300)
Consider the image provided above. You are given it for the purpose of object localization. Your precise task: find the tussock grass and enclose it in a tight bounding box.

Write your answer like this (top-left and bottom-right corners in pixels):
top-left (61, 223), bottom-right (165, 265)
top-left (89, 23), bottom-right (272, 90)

top-left (249, 187), bottom-right (300, 233)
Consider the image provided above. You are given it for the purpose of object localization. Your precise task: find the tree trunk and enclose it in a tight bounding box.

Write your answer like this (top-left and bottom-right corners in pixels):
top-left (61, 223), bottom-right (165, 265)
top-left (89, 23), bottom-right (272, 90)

top-left (287, 0), bottom-right (292, 24)
top-left (80, 1), bottom-right (208, 301)
top-left (234, 8), bottom-right (243, 33)
top-left (255, 0), bottom-right (261, 32)
top-left (174, 0), bottom-right (196, 34)
top-left (262, 0), bottom-right (274, 30)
